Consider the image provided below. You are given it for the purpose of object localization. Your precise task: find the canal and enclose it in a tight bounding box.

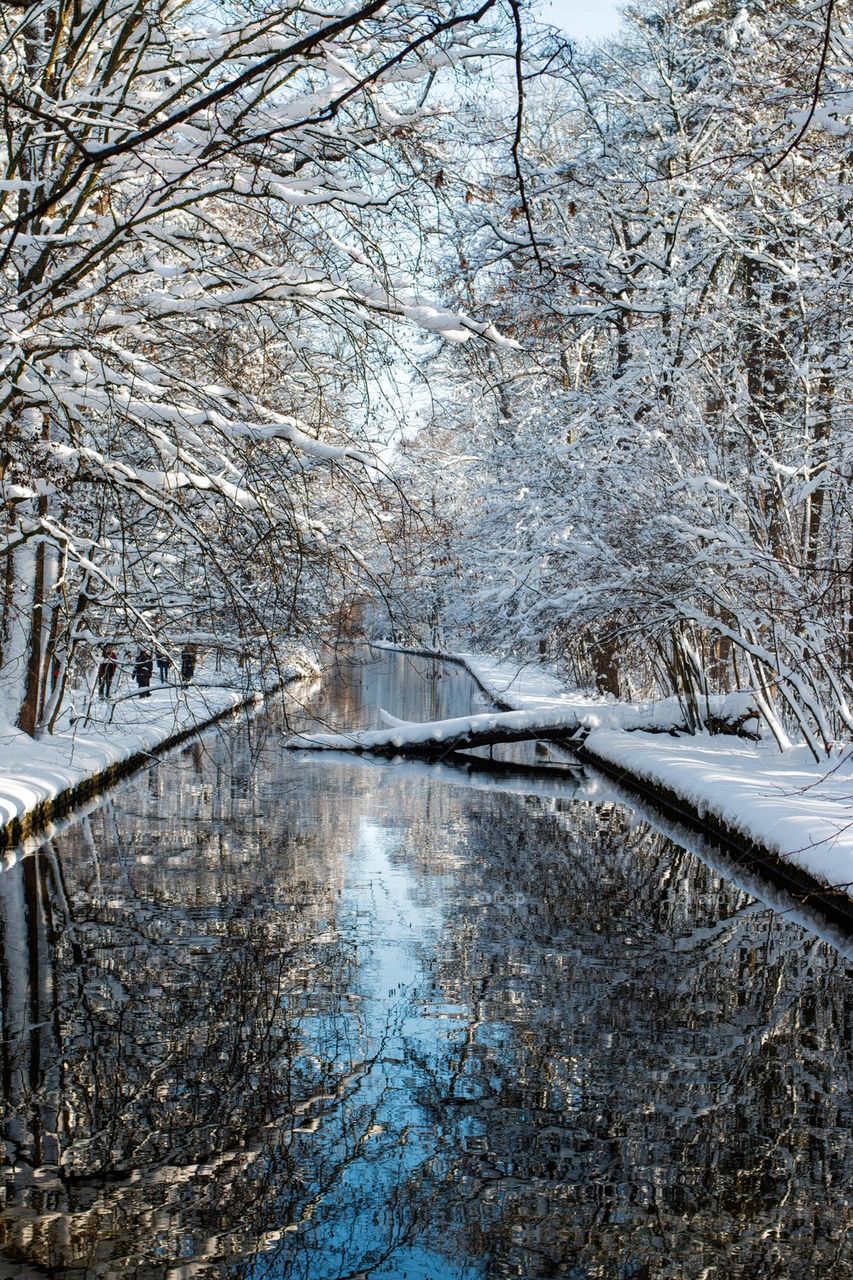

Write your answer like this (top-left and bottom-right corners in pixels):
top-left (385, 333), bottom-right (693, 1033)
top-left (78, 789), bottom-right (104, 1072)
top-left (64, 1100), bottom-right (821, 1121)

top-left (0, 649), bottom-right (850, 1279)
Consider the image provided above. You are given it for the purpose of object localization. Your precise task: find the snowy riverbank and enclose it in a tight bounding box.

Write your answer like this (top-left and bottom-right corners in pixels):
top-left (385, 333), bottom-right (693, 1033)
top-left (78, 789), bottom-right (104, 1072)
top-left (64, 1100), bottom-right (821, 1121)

top-left (455, 652), bottom-right (853, 904)
top-left (0, 653), bottom-right (317, 849)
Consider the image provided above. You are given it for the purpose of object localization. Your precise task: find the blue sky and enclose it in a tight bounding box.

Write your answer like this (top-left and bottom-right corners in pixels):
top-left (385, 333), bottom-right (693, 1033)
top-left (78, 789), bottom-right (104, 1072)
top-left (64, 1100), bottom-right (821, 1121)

top-left (537, 0), bottom-right (624, 40)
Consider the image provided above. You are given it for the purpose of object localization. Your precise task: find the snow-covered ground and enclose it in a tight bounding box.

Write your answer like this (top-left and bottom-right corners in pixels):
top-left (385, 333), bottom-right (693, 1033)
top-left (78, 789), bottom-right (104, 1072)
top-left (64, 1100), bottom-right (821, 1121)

top-left (0, 653), bottom-right (316, 845)
top-left (459, 653), bottom-right (853, 901)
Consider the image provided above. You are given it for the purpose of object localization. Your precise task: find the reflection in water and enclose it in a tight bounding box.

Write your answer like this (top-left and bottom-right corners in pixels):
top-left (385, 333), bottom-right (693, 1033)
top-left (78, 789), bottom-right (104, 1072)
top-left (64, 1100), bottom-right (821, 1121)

top-left (0, 650), bottom-right (850, 1279)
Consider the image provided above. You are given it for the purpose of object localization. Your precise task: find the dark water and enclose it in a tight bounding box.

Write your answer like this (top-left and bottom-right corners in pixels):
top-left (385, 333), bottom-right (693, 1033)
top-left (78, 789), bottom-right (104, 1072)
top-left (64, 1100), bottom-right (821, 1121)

top-left (0, 650), bottom-right (850, 1280)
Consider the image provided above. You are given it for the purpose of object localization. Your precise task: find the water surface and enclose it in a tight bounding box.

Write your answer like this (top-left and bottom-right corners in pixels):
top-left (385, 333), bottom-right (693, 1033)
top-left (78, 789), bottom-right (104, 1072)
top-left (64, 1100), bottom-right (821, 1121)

top-left (0, 650), bottom-right (850, 1279)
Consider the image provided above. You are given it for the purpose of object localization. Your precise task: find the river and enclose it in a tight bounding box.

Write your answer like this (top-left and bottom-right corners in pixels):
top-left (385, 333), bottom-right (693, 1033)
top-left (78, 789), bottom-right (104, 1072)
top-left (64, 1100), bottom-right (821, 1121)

top-left (0, 649), bottom-right (850, 1279)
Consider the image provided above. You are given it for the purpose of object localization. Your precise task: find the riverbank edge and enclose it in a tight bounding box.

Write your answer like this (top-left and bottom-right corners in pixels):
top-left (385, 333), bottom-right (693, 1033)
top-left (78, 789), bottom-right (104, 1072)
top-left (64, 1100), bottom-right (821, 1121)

top-left (573, 746), bottom-right (853, 934)
top-left (0, 667), bottom-right (309, 855)
top-left (373, 642), bottom-right (853, 935)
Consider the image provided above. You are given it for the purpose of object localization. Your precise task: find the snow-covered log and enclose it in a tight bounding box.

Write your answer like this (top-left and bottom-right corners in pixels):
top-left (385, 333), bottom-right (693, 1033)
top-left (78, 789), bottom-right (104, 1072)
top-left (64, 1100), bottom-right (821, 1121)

top-left (285, 706), bottom-right (584, 756)
top-left (285, 693), bottom-right (763, 758)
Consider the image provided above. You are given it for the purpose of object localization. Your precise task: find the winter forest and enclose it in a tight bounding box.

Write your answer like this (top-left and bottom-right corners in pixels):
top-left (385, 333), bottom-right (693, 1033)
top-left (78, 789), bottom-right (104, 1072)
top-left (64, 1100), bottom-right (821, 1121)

top-left (2, 0), bottom-right (852, 760)
top-left (2, 6), bottom-right (853, 1276)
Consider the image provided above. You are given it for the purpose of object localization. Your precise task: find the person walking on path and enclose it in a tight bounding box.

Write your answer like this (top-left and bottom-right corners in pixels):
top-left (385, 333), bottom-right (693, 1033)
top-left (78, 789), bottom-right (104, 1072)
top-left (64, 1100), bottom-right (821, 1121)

top-left (156, 648), bottom-right (172, 683)
top-left (181, 643), bottom-right (197, 684)
top-left (97, 645), bottom-right (118, 698)
top-left (135, 648), bottom-right (154, 698)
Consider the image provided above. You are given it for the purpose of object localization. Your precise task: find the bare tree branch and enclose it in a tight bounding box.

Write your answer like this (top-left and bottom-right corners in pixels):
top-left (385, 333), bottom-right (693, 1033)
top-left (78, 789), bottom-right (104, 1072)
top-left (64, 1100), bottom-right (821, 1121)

top-left (764, 0), bottom-right (837, 172)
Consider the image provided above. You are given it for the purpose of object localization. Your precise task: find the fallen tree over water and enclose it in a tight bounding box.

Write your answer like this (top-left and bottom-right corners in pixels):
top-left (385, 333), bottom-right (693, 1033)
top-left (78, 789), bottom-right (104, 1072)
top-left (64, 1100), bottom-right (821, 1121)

top-left (286, 707), bottom-right (582, 758)
top-left (284, 702), bottom-right (758, 760)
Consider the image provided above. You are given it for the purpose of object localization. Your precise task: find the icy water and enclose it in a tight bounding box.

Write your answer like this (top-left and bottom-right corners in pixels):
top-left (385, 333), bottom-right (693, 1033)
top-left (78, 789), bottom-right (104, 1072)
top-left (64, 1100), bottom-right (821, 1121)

top-left (0, 650), bottom-right (851, 1280)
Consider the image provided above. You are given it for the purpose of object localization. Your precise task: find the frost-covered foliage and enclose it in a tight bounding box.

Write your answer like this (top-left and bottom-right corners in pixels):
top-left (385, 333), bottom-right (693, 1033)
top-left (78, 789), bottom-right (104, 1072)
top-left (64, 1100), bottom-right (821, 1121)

top-left (0, 0), bottom-right (512, 734)
top-left (424, 0), bottom-right (853, 756)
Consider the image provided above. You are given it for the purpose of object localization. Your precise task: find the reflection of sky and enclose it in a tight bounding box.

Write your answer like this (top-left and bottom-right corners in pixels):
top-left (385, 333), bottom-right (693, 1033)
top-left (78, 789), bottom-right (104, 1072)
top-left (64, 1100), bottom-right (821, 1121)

top-left (269, 817), bottom-right (486, 1280)
top-left (537, 0), bottom-right (624, 40)
top-left (351, 817), bottom-right (442, 1003)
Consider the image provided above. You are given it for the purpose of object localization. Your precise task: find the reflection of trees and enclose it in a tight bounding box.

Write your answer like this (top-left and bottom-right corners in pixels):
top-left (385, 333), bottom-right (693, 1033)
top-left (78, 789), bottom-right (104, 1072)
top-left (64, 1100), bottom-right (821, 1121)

top-left (0, 828), bottom-right (362, 1275)
top-left (401, 798), bottom-right (853, 1280)
top-left (0, 732), bottom-right (378, 1273)
top-left (0, 652), bottom-right (850, 1278)
top-left (0, 653), bottom-right (485, 1278)
top-left (306, 648), bottom-right (480, 739)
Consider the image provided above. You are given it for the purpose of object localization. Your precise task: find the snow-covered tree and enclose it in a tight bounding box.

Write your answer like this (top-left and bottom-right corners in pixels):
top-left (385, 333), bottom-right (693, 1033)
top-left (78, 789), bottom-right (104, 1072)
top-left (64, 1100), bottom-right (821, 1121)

top-left (0, 0), bottom-right (515, 733)
top-left (429, 0), bottom-right (853, 753)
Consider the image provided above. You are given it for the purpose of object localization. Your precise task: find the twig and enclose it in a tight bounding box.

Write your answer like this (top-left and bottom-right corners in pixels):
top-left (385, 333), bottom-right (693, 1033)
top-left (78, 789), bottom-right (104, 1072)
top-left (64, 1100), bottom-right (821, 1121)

top-left (509, 0), bottom-right (544, 272)
top-left (764, 0), bottom-right (836, 172)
